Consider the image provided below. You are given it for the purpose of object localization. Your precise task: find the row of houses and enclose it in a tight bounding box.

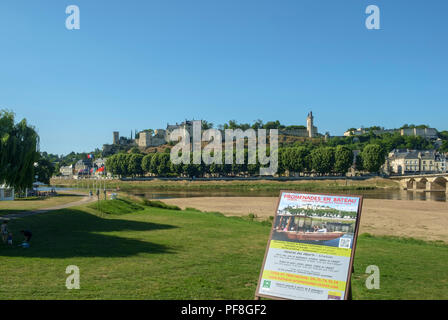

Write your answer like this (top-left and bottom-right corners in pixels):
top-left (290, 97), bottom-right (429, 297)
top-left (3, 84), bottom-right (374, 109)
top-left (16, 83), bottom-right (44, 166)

top-left (59, 158), bottom-right (107, 178)
top-left (385, 149), bottom-right (447, 175)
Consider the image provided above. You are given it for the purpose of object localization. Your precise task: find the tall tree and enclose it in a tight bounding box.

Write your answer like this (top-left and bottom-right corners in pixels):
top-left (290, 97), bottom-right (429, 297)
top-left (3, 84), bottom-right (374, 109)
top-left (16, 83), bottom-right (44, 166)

top-left (0, 110), bottom-right (39, 190)
top-left (127, 154), bottom-right (144, 177)
top-left (361, 144), bottom-right (386, 173)
top-left (310, 147), bottom-right (335, 175)
top-left (334, 145), bottom-right (354, 175)
top-left (34, 157), bottom-right (55, 184)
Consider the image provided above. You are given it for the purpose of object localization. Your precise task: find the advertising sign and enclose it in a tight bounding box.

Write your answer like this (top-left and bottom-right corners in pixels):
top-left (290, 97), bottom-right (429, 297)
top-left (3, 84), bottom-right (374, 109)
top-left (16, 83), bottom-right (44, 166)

top-left (256, 191), bottom-right (363, 300)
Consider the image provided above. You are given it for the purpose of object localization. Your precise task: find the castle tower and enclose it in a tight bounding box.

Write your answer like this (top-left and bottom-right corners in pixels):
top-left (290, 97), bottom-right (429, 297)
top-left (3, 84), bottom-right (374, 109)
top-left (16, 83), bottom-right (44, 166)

top-left (307, 111), bottom-right (314, 138)
top-left (113, 131), bottom-right (119, 145)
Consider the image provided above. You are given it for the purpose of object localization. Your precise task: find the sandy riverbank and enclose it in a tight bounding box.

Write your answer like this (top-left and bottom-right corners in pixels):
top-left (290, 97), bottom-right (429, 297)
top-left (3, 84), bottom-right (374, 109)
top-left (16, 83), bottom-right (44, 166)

top-left (163, 197), bottom-right (448, 243)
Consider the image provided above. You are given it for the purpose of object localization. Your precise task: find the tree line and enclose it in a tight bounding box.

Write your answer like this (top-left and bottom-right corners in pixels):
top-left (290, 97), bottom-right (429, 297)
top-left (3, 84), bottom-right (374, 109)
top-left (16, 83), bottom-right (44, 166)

top-left (105, 144), bottom-right (386, 178)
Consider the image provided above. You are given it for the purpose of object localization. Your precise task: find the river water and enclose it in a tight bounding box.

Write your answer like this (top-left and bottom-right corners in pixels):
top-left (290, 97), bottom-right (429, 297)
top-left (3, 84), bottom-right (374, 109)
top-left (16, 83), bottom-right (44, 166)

top-left (129, 189), bottom-right (447, 202)
top-left (43, 185), bottom-right (446, 202)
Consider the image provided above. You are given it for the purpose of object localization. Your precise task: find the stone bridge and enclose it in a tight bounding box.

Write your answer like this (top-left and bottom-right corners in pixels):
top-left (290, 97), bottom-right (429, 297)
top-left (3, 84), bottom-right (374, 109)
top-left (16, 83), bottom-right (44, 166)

top-left (390, 174), bottom-right (448, 192)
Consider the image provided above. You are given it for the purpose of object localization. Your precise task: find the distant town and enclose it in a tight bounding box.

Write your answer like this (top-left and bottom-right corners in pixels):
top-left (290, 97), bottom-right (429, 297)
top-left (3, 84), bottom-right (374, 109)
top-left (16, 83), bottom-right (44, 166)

top-left (49, 111), bottom-right (448, 182)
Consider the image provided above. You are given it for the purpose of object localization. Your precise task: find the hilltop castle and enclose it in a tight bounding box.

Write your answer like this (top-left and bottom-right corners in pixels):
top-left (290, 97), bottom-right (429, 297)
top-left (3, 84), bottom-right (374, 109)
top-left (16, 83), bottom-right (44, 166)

top-left (102, 112), bottom-right (321, 155)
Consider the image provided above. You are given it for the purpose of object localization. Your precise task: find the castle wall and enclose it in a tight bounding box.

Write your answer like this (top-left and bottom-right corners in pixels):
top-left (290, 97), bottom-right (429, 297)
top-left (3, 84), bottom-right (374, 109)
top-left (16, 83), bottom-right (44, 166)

top-left (278, 129), bottom-right (309, 137)
top-left (138, 132), bottom-right (151, 147)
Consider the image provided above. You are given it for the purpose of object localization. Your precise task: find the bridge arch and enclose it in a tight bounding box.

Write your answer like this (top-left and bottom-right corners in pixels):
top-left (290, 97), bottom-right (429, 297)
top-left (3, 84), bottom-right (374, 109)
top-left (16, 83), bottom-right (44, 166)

top-left (428, 177), bottom-right (447, 192)
top-left (406, 178), bottom-right (415, 190)
top-left (415, 178), bottom-right (428, 190)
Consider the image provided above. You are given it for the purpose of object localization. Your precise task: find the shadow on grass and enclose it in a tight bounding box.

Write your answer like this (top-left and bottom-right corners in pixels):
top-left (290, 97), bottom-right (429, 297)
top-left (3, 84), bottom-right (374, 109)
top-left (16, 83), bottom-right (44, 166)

top-left (0, 208), bottom-right (177, 258)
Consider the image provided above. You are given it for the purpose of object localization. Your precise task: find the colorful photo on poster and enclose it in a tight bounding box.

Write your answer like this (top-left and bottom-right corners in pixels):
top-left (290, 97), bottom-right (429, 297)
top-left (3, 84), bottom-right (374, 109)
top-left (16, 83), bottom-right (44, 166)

top-left (256, 191), bottom-right (363, 300)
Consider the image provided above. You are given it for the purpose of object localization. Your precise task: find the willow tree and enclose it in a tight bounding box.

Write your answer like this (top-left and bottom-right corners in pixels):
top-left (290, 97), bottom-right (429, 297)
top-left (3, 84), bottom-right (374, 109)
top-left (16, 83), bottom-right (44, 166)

top-left (0, 110), bottom-right (40, 190)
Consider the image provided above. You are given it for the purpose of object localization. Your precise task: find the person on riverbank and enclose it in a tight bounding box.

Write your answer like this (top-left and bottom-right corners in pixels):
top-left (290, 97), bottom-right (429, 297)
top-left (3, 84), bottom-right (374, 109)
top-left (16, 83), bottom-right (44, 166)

top-left (1, 220), bottom-right (9, 243)
top-left (20, 230), bottom-right (32, 243)
top-left (7, 232), bottom-right (13, 245)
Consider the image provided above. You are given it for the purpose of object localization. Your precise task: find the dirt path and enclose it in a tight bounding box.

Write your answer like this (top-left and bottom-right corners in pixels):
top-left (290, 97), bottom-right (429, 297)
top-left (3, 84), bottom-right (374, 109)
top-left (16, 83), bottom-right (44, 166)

top-left (163, 197), bottom-right (448, 243)
top-left (2, 193), bottom-right (97, 220)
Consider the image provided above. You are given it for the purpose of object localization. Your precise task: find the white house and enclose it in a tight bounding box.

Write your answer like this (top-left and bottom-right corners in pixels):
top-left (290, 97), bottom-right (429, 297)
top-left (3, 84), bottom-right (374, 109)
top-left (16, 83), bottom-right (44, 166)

top-left (0, 185), bottom-right (14, 201)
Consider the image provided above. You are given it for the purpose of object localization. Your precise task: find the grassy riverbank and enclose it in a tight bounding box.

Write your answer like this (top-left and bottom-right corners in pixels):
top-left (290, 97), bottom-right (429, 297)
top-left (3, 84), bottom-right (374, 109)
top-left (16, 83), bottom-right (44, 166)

top-left (51, 177), bottom-right (400, 193)
top-left (0, 194), bottom-right (84, 216)
top-left (0, 197), bottom-right (446, 299)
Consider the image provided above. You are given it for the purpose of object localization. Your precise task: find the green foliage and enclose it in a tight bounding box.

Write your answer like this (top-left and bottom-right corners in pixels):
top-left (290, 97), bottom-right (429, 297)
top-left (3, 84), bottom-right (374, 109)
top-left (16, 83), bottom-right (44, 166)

top-left (34, 157), bottom-right (55, 184)
top-left (440, 140), bottom-right (448, 153)
top-left (360, 144), bottom-right (386, 173)
top-left (280, 146), bottom-right (309, 174)
top-left (201, 121), bottom-right (213, 130)
top-left (0, 110), bottom-right (40, 190)
top-left (1, 198), bottom-right (447, 299)
top-left (88, 198), bottom-right (144, 215)
top-left (141, 199), bottom-right (181, 211)
top-left (128, 154), bottom-right (144, 176)
top-left (129, 146), bottom-right (141, 154)
top-left (310, 147), bottom-right (335, 174)
top-left (334, 145), bottom-right (354, 175)
top-left (400, 124), bottom-right (429, 129)
top-left (141, 154), bottom-right (154, 173)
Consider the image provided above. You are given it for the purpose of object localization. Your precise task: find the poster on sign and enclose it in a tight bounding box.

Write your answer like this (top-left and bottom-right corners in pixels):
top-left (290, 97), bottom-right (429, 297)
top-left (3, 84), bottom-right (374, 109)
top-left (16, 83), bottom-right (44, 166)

top-left (255, 191), bottom-right (363, 300)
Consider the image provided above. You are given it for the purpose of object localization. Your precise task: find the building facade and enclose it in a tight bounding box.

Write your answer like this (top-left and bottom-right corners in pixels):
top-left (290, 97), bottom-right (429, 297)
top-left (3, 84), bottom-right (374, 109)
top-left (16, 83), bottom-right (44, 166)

top-left (60, 165), bottom-right (74, 177)
top-left (386, 149), bottom-right (447, 175)
top-left (344, 127), bottom-right (438, 139)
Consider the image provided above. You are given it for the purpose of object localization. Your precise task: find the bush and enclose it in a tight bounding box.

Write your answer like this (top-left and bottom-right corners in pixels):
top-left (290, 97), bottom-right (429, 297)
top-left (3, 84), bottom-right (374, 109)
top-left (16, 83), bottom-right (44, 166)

top-left (141, 199), bottom-right (181, 211)
top-left (88, 198), bottom-right (144, 215)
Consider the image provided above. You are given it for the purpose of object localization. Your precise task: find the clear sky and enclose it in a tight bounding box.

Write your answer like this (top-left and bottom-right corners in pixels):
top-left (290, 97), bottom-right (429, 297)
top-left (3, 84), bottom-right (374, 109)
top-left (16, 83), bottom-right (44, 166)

top-left (0, 0), bottom-right (447, 155)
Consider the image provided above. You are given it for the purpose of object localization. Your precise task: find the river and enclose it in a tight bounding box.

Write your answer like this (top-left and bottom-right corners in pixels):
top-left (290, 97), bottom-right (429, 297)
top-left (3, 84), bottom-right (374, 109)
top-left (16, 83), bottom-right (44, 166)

top-left (129, 189), bottom-right (447, 202)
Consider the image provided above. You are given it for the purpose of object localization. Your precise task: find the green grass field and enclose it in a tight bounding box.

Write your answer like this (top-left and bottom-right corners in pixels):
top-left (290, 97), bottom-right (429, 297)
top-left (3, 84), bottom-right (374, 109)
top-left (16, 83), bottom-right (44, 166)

top-left (0, 198), bottom-right (446, 300)
top-left (0, 194), bottom-right (83, 216)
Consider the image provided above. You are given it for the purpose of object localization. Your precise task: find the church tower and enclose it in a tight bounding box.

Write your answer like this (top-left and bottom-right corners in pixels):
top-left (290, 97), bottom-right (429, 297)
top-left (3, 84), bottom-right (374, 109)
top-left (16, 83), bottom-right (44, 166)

top-left (307, 111), bottom-right (314, 138)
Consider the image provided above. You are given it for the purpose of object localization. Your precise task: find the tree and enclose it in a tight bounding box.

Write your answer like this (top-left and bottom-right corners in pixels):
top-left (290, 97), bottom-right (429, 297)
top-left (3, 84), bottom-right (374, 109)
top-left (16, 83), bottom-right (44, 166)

top-left (34, 157), bottom-right (55, 184)
top-left (117, 153), bottom-right (130, 177)
top-left (141, 154), bottom-right (154, 174)
top-left (310, 147), bottom-right (335, 175)
top-left (127, 154), bottom-right (144, 177)
top-left (281, 147), bottom-right (308, 174)
top-left (0, 110), bottom-right (40, 190)
top-left (334, 145), bottom-right (354, 175)
top-left (361, 144), bottom-right (386, 173)
top-left (440, 140), bottom-right (448, 153)
top-left (201, 121), bottom-right (213, 130)
top-left (129, 146), bottom-right (141, 154)
top-left (156, 153), bottom-right (171, 176)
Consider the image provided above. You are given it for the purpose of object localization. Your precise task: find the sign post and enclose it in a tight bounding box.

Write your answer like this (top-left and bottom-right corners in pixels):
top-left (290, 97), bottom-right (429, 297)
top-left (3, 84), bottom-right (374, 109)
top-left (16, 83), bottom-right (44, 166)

top-left (255, 191), bottom-right (363, 300)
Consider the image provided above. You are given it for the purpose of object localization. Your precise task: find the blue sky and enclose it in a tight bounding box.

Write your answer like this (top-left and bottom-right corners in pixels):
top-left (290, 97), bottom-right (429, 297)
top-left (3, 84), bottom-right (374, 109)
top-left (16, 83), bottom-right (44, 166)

top-left (0, 0), bottom-right (447, 155)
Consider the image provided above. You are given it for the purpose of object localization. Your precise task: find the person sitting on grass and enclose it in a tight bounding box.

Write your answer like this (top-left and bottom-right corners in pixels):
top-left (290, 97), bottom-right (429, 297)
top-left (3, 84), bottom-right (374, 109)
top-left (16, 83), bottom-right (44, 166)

top-left (1, 220), bottom-right (9, 243)
top-left (20, 230), bottom-right (32, 243)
